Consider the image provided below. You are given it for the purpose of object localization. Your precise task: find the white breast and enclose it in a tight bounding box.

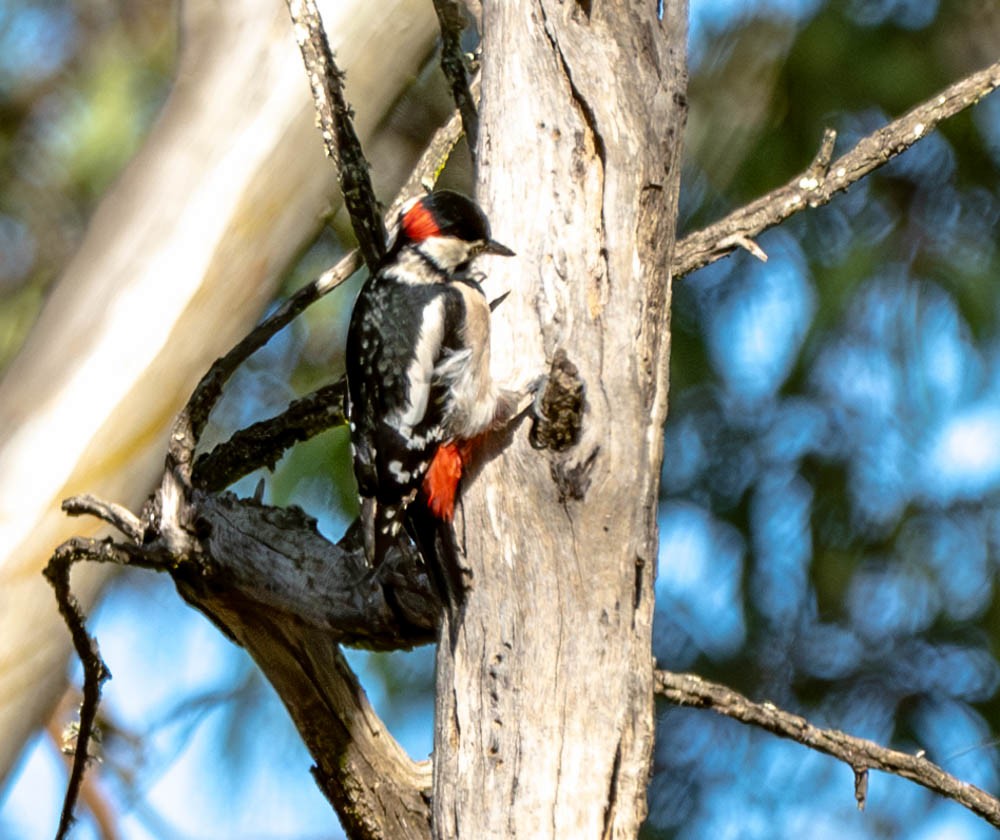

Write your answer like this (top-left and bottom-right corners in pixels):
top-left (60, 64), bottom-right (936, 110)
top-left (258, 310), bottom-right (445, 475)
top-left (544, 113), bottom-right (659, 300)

top-left (437, 282), bottom-right (498, 438)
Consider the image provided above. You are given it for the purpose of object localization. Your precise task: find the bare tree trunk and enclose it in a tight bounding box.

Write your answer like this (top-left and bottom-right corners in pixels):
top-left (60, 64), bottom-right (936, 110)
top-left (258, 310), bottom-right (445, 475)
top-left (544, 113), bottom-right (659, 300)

top-left (432, 2), bottom-right (688, 837)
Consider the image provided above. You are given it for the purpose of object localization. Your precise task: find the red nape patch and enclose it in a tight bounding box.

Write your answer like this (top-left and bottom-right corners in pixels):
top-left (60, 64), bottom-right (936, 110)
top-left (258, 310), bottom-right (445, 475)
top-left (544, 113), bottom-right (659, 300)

top-left (423, 443), bottom-right (464, 522)
top-left (402, 201), bottom-right (441, 242)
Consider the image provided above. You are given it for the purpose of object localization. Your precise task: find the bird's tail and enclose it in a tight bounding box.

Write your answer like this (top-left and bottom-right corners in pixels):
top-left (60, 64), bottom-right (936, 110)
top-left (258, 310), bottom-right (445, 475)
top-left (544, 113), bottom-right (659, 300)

top-left (408, 440), bottom-right (474, 616)
top-left (360, 495), bottom-right (413, 573)
top-left (406, 498), bottom-right (466, 625)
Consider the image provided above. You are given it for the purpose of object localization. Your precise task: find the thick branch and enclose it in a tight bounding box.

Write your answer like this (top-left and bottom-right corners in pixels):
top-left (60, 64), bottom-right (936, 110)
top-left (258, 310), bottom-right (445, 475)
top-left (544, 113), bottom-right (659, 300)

top-left (673, 58), bottom-right (1000, 278)
top-left (53, 487), bottom-right (437, 839)
top-left (655, 670), bottom-right (1000, 828)
top-left (175, 492), bottom-right (437, 648)
top-left (172, 494), bottom-right (436, 837)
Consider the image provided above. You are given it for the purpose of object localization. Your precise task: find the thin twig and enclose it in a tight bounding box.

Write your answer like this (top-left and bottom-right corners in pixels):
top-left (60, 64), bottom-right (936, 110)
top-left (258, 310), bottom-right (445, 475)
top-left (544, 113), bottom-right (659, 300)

top-left (44, 538), bottom-right (136, 839)
top-left (395, 72), bottom-right (481, 201)
top-left (715, 233), bottom-right (767, 263)
top-left (46, 708), bottom-right (120, 840)
top-left (432, 0), bottom-right (479, 161)
top-left (286, 0), bottom-right (386, 270)
top-left (655, 670), bottom-right (1000, 828)
top-left (193, 380), bottom-right (347, 492)
top-left (62, 494), bottom-right (144, 542)
top-left (673, 58), bottom-right (1000, 279)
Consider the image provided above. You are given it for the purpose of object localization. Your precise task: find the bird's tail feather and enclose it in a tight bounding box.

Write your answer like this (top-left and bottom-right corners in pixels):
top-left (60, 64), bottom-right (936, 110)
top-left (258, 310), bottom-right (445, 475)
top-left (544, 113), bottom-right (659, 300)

top-left (406, 500), bottom-right (466, 622)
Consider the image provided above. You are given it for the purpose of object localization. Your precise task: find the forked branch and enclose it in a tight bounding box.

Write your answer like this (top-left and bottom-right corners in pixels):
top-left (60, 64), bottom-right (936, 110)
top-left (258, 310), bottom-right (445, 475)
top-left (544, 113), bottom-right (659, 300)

top-left (43, 537), bottom-right (136, 840)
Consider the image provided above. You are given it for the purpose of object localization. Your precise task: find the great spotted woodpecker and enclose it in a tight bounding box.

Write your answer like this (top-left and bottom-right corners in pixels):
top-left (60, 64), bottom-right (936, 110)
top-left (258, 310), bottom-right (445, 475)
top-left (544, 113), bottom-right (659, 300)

top-left (345, 190), bottom-right (515, 582)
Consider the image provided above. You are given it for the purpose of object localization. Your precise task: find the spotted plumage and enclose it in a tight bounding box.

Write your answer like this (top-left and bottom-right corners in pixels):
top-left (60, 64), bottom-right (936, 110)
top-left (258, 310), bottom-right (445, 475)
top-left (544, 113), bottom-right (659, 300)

top-left (345, 191), bottom-right (514, 571)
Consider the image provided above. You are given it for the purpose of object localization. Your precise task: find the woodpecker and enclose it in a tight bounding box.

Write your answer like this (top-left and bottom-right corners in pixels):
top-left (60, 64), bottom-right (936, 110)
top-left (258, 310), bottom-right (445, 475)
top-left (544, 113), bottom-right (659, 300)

top-left (345, 190), bottom-right (515, 585)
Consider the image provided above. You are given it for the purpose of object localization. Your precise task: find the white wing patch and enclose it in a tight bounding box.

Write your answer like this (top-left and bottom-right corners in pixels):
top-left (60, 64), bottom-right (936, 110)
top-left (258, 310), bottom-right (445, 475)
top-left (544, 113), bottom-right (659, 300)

top-left (388, 459), bottom-right (412, 483)
top-left (394, 296), bottom-right (445, 432)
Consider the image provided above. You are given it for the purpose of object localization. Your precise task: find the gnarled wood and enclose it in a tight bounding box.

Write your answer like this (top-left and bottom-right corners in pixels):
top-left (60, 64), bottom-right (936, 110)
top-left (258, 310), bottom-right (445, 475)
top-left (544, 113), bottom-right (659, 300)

top-left (432, 2), bottom-right (688, 837)
top-left (174, 494), bottom-right (435, 840)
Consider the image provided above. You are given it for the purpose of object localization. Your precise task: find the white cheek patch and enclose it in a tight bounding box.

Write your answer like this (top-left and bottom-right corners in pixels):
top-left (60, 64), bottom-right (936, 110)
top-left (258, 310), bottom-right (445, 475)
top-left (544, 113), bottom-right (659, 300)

top-left (418, 236), bottom-right (479, 272)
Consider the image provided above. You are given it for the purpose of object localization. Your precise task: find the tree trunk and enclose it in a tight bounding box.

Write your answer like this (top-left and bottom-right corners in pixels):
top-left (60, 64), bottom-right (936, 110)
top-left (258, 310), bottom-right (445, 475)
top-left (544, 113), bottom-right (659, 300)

top-left (432, 2), bottom-right (687, 837)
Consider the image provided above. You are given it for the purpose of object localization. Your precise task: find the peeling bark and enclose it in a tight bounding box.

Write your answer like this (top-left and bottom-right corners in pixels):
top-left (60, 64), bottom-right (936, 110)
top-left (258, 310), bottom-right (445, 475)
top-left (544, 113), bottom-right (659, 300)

top-left (431, 2), bottom-right (688, 837)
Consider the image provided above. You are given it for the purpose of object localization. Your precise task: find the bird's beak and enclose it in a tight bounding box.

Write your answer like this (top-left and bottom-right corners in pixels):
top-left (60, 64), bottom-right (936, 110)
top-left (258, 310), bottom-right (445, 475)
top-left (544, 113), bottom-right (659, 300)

top-left (484, 238), bottom-right (516, 257)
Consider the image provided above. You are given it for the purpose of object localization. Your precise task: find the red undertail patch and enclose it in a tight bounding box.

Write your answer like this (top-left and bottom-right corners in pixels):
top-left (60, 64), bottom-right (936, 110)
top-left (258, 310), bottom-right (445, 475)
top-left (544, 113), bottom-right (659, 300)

top-left (423, 443), bottom-right (463, 522)
top-left (423, 440), bottom-right (473, 522)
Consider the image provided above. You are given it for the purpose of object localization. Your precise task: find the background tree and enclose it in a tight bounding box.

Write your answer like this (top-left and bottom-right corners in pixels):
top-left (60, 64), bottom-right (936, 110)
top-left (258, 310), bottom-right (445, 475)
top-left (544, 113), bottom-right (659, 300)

top-left (0, 0), bottom-right (438, 801)
top-left (1, 1), bottom-right (999, 839)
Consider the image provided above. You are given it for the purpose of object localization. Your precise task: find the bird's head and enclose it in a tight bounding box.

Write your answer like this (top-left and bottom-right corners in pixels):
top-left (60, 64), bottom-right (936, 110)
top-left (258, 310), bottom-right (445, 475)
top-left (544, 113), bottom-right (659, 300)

top-left (394, 190), bottom-right (514, 274)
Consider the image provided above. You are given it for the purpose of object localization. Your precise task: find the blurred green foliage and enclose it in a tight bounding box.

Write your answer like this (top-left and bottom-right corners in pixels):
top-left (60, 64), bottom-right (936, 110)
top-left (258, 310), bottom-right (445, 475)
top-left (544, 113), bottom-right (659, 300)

top-left (0, 0), bottom-right (175, 372)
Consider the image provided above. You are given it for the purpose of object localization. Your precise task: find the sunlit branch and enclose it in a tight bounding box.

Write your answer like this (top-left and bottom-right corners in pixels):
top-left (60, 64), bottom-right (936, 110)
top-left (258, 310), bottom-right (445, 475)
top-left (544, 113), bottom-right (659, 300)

top-left (44, 538), bottom-right (137, 839)
top-left (286, 0), bottom-right (386, 270)
top-left (673, 58), bottom-right (1000, 279)
top-left (432, 0), bottom-right (479, 161)
top-left (61, 494), bottom-right (144, 542)
top-left (655, 670), bottom-right (1000, 828)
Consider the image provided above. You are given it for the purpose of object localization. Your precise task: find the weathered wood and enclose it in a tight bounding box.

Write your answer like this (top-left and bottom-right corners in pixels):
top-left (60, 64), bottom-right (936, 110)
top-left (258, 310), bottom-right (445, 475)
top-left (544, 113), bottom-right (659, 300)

top-left (168, 492), bottom-right (437, 840)
top-left (175, 493), bottom-right (437, 647)
top-left (432, 2), bottom-right (688, 837)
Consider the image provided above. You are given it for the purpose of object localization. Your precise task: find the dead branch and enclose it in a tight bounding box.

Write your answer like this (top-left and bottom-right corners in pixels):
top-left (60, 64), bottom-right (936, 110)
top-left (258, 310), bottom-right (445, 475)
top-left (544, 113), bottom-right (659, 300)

top-left (286, 0), bottom-right (386, 269)
top-left (48, 482), bottom-right (438, 839)
top-left (61, 495), bottom-right (143, 543)
top-left (174, 492), bottom-right (437, 647)
top-left (432, 0), bottom-right (479, 160)
top-left (673, 58), bottom-right (1000, 279)
top-left (43, 538), bottom-right (134, 840)
top-left (655, 670), bottom-right (1000, 828)
top-left (192, 381), bottom-right (347, 492)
